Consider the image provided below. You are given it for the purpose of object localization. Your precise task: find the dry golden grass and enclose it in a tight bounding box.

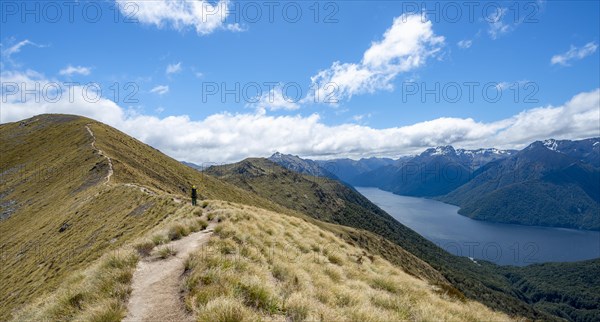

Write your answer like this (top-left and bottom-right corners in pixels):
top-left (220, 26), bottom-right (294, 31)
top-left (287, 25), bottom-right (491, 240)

top-left (0, 115), bottom-right (292, 319)
top-left (184, 201), bottom-right (513, 322)
top-left (11, 249), bottom-right (138, 322)
top-left (9, 201), bottom-right (211, 321)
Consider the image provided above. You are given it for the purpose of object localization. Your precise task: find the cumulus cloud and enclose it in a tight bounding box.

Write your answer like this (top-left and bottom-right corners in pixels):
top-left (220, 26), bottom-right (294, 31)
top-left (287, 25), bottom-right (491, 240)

top-left (59, 65), bottom-right (92, 76)
top-left (115, 0), bottom-right (231, 35)
top-left (306, 14), bottom-right (444, 104)
top-left (2, 70), bottom-right (598, 164)
top-left (150, 85), bottom-right (170, 95)
top-left (166, 62), bottom-right (182, 75)
top-left (250, 85), bottom-right (300, 112)
top-left (551, 42), bottom-right (598, 66)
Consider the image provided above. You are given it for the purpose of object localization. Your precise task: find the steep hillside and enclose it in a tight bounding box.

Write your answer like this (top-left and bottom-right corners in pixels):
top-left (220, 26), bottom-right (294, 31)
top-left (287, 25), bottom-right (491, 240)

top-left (493, 259), bottom-right (600, 322)
top-left (0, 114), bottom-right (288, 319)
top-left (206, 158), bottom-right (394, 226)
top-left (442, 141), bottom-right (600, 230)
top-left (205, 158), bottom-right (556, 320)
top-left (183, 201), bottom-right (512, 321)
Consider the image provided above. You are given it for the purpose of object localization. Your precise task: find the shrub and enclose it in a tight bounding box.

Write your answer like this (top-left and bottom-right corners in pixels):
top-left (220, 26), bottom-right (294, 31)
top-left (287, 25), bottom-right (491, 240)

top-left (201, 201), bottom-right (209, 208)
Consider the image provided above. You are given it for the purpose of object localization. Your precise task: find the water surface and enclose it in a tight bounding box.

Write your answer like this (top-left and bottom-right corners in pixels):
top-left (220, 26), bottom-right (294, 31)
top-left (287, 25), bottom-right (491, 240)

top-left (356, 187), bottom-right (600, 266)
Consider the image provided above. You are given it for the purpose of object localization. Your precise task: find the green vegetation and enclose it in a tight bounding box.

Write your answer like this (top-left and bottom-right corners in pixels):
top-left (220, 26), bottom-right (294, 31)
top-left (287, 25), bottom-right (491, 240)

top-left (2, 114), bottom-right (593, 321)
top-left (493, 259), bottom-right (600, 322)
top-left (441, 145), bottom-right (600, 231)
top-left (206, 158), bottom-right (566, 321)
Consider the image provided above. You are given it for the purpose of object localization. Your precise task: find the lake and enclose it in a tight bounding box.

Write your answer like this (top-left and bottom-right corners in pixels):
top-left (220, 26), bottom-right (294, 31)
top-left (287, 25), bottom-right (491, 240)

top-left (356, 187), bottom-right (600, 266)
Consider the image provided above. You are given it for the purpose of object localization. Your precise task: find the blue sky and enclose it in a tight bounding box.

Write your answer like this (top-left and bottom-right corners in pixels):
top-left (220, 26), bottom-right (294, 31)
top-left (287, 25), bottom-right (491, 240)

top-left (1, 0), bottom-right (599, 162)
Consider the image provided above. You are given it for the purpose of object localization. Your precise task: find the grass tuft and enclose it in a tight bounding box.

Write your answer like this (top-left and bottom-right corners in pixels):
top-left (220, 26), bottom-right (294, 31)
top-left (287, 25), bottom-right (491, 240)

top-left (168, 224), bottom-right (190, 241)
top-left (134, 240), bottom-right (155, 257)
top-left (157, 246), bottom-right (177, 259)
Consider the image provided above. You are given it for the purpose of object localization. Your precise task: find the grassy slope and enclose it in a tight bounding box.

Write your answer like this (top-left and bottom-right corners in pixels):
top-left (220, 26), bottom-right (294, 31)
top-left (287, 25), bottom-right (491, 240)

top-left (184, 201), bottom-right (512, 321)
top-left (494, 259), bottom-right (600, 322)
top-left (0, 114), bottom-right (287, 319)
top-left (1, 114), bottom-right (465, 320)
top-left (206, 158), bottom-right (560, 320)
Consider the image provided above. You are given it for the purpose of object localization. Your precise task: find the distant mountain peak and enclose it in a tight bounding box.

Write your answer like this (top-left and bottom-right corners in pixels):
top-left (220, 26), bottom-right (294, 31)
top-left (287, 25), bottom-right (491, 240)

top-left (543, 139), bottom-right (559, 151)
top-left (422, 145), bottom-right (457, 157)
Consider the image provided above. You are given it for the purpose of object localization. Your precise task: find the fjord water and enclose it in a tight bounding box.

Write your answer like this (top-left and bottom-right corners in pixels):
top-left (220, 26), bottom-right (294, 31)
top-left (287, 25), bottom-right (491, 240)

top-left (356, 187), bottom-right (600, 266)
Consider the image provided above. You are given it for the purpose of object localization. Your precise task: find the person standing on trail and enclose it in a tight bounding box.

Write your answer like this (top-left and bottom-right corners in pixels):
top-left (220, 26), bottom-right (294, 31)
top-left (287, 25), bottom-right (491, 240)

top-left (191, 185), bottom-right (198, 206)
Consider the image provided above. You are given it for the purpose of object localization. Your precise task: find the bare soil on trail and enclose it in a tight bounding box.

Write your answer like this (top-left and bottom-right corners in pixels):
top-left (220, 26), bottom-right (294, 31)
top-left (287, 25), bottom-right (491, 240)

top-left (85, 124), bottom-right (113, 184)
top-left (123, 227), bottom-right (214, 322)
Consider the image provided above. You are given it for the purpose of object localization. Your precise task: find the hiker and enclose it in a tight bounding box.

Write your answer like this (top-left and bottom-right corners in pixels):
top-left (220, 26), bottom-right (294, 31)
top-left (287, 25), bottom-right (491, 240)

top-left (191, 185), bottom-right (198, 206)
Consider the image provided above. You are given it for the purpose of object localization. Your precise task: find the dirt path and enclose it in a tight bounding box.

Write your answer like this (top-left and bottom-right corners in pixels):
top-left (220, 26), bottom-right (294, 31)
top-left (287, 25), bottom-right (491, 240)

top-left (85, 124), bottom-right (113, 184)
top-left (123, 226), bottom-right (214, 322)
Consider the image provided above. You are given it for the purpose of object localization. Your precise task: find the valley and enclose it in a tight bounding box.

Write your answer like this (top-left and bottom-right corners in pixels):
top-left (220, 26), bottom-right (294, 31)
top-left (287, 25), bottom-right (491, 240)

top-left (357, 187), bottom-right (600, 265)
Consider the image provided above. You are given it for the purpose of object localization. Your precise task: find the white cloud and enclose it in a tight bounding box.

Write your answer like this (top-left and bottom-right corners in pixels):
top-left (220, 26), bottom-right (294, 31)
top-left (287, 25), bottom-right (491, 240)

top-left (457, 39), bottom-right (472, 49)
top-left (2, 70), bottom-right (598, 163)
top-left (59, 65), bottom-right (92, 76)
top-left (306, 14), bottom-right (444, 104)
top-left (250, 85), bottom-right (300, 112)
top-left (487, 7), bottom-right (514, 39)
top-left (226, 23), bottom-right (246, 32)
top-left (115, 0), bottom-right (231, 35)
top-left (352, 113), bottom-right (372, 122)
top-left (166, 62), bottom-right (182, 75)
top-left (551, 42), bottom-right (598, 66)
top-left (150, 85), bottom-right (170, 95)
top-left (1, 39), bottom-right (45, 59)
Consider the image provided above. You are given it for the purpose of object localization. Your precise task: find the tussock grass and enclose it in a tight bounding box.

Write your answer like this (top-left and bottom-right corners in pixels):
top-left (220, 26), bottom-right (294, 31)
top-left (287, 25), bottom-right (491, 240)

top-left (157, 246), bottom-right (177, 259)
top-left (11, 202), bottom-right (213, 321)
top-left (168, 223), bottom-right (190, 240)
top-left (134, 240), bottom-right (156, 257)
top-left (183, 201), bottom-right (513, 321)
top-left (12, 250), bottom-right (138, 322)
top-left (151, 234), bottom-right (168, 245)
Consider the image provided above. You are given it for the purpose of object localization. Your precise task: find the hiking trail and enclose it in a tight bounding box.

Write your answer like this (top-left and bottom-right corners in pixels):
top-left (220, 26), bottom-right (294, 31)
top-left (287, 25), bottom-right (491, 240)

top-left (123, 225), bottom-right (214, 322)
top-left (85, 124), bottom-right (113, 184)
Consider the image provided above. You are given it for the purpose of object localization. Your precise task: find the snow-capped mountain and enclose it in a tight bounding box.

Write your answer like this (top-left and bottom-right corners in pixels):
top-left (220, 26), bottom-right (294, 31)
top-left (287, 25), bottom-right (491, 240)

top-left (418, 146), bottom-right (516, 169)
